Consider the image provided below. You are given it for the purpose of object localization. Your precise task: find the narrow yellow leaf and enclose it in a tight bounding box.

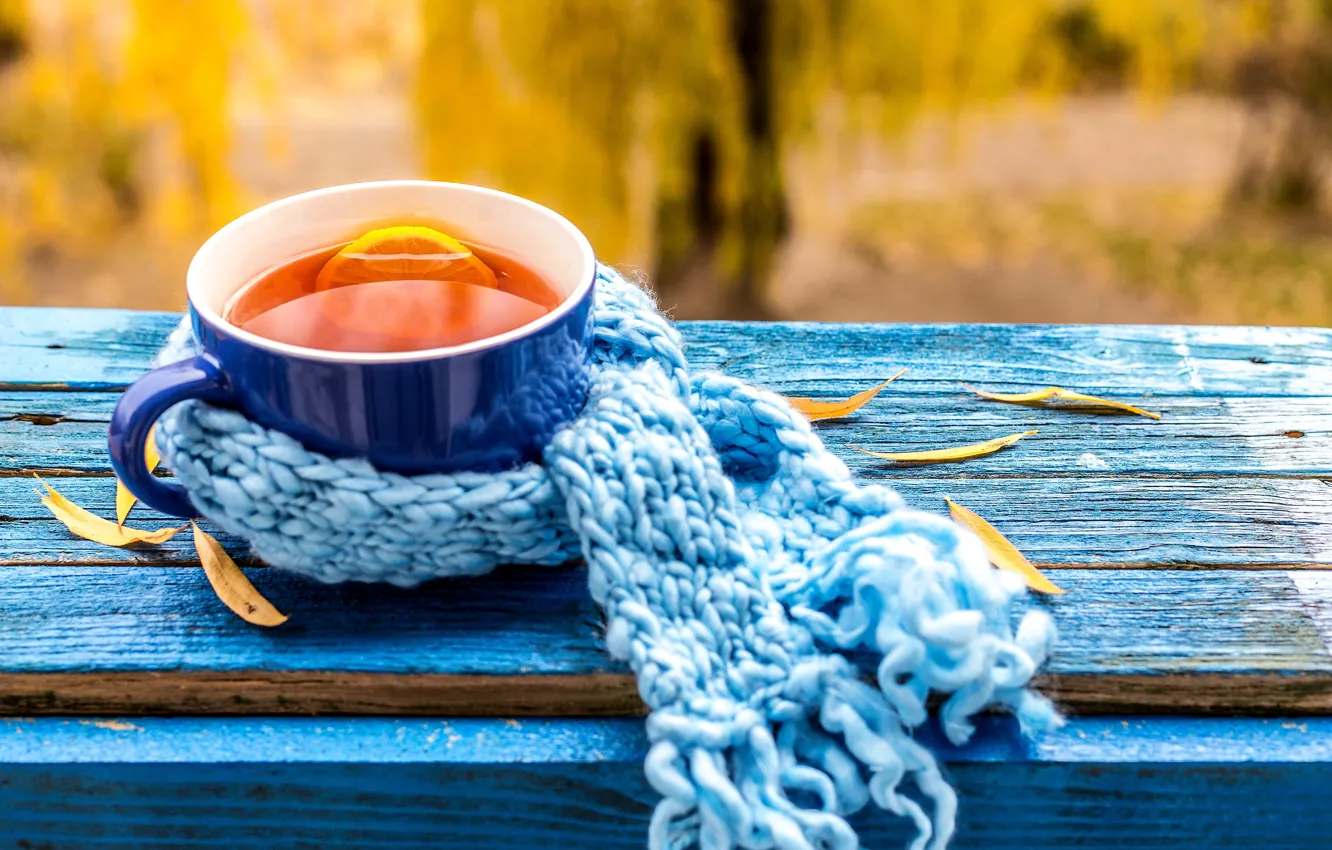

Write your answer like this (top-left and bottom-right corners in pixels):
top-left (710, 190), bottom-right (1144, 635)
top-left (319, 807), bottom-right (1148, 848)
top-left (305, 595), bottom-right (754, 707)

top-left (114, 485), bottom-right (133, 529)
top-left (193, 522), bottom-right (289, 627)
top-left (945, 497), bottom-right (1066, 595)
top-left (115, 426), bottom-right (161, 527)
top-left (36, 476), bottom-right (185, 546)
top-left (964, 383), bottom-right (1161, 420)
top-left (786, 368), bottom-right (908, 421)
top-left (854, 430), bottom-right (1037, 464)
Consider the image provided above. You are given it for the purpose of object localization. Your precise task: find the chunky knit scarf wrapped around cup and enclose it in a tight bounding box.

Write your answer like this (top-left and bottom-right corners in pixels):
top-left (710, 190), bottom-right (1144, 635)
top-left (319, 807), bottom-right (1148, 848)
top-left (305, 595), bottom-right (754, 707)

top-left (154, 265), bottom-right (1058, 850)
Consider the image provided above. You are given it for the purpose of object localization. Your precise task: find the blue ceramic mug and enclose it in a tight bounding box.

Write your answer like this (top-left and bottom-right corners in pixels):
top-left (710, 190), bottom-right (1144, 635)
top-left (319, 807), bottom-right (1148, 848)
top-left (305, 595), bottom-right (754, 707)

top-left (108, 181), bottom-right (597, 518)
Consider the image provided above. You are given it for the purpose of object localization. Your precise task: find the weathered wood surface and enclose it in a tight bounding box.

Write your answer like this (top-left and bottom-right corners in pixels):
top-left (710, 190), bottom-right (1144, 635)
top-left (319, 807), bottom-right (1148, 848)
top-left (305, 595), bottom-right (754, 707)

top-left (1, 715), bottom-right (1329, 849)
top-left (5, 476), bottom-right (1332, 569)
top-left (0, 563), bottom-right (1329, 714)
top-left (2, 308), bottom-right (1332, 716)
top-left (6, 390), bottom-right (1332, 478)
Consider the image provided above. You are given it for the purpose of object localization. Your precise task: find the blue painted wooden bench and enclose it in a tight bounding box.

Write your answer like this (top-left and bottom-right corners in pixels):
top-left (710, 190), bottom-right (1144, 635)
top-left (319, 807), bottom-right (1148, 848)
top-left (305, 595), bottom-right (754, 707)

top-left (2, 307), bottom-right (1331, 848)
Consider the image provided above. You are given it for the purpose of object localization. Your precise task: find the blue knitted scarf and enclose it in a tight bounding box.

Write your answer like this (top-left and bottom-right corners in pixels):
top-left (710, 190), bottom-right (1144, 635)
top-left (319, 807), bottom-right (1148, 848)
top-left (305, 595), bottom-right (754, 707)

top-left (154, 265), bottom-right (1057, 850)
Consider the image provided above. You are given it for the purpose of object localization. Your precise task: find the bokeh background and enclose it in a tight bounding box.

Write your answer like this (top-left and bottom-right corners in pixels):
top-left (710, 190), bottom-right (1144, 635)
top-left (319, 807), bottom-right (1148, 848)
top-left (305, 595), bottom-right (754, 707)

top-left (2, 0), bottom-right (1331, 324)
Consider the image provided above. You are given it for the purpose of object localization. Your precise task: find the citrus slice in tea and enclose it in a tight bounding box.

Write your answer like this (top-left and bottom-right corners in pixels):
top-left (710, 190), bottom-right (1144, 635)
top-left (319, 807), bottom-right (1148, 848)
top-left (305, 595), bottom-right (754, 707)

top-left (241, 278), bottom-right (549, 353)
top-left (314, 225), bottom-right (499, 291)
top-left (226, 225), bottom-right (563, 353)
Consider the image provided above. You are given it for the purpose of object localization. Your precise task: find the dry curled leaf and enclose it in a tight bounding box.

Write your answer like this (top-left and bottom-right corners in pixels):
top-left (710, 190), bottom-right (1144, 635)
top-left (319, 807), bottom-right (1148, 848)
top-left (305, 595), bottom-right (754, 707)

top-left (786, 368), bottom-right (908, 421)
top-left (193, 522), bottom-right (289, 627)
top-left (945, 497), bottom-right (1065, 595)
top-left (964, 383), bottom-right (1160, 420)
top-left (854, 430), bottom-right (1037, 464)
top-left (36, 476), bottom-right (185, 546)
top-left (115, 426), bottom-right (161, 527)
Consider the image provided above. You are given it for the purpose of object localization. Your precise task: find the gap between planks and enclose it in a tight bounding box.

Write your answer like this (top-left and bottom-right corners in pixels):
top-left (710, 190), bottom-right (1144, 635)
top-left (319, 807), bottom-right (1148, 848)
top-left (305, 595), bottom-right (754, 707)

top-left (5, 559), bottom-right (1332, 570)
top-left (1, 671), bottom-right (1331, 717)
top-left (14, 468), bottom-right (1332, 481)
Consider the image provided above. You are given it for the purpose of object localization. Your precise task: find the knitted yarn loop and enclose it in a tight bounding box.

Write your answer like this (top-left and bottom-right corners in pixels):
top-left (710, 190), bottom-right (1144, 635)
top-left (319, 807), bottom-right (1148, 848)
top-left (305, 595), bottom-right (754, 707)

top-left (155, 266), bottom-right (1058, 850)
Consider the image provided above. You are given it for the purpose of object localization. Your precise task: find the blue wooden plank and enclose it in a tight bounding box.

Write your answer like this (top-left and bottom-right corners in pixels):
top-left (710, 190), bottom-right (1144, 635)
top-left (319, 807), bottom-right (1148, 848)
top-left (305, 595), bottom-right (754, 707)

top-left (698, 320), bottom-right (1332, 397)
top-left (0, 308), bottom-right (182, 390)
top-left (0, 563), bottom-right (1326, 714)
top-left (3, 307), bottom-right (1331, 396)
top-left (6, 391), bottom-right (1331, 477)
top-left (0, 716), bottom-right (1328, 849)
top-left (4, 475), bottom-right (1329, 569)
top-left (0, 564), bottom-right (612, 676)
top-left (0, 714), bottom-right (1326, 766)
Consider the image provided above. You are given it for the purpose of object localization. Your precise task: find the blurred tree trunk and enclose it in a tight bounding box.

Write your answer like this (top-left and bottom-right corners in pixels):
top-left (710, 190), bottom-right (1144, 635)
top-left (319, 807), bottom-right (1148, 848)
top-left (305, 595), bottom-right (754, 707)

top-left (1229, 105), bottom-right (1325, 214)
top-left (729, 0), bottom-right (788, 313)
top-left (1226, 5), bottom-right (1332, 216)
top-left (655, 0), bottom-right (788, 318)
top-left (0, 0), bottom-right (23, 70)
top-left (652, 128), bottom-right (720, 301)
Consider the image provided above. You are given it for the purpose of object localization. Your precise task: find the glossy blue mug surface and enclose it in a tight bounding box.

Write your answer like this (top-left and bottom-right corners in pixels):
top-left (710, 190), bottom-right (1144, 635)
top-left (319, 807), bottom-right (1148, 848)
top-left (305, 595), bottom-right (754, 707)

top-left (108, 181), bottom-right (597, 518)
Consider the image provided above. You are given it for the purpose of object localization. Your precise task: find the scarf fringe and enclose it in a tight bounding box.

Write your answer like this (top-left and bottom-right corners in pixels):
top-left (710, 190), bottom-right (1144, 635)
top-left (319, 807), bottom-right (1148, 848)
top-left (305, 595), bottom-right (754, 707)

top-left (785, 511), bottom-right (1060, 745)
top-left (643, 664), bottom-right (967, 850)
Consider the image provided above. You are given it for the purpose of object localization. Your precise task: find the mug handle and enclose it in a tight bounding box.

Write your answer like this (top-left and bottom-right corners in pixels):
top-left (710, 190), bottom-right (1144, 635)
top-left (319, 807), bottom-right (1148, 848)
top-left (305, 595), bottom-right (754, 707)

top-left (108, 354), bottom-right (232, 518)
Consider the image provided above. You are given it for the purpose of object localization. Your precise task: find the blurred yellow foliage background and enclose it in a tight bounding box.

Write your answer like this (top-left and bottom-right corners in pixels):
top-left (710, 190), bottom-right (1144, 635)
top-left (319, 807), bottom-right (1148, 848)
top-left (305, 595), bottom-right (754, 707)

top-left (2, 0), bottom-right (1332, 324)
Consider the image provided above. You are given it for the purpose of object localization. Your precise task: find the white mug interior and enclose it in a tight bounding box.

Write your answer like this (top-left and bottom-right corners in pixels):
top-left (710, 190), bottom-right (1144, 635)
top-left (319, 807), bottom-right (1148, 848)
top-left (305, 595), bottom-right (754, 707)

top-left (186, 180), bottom-right (596, 363)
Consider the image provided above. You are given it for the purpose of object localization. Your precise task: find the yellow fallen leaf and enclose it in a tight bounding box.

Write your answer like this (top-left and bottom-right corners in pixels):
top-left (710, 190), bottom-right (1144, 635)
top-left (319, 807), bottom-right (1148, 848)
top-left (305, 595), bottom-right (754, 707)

top-left (193, 522), bottom-right (289, 627)
top-left (115, 425), bottom-right (161, 527)
top-left (854, 430), bottom-right (1037, 464)
top-left (786, 368), bottom-right (908, 421)
top-left (945, 497), bottom-right (1065, 595)
top-left (36, 476), bottom-right (185, 546)
top-left (963, 383), bottom-right (1160, 420)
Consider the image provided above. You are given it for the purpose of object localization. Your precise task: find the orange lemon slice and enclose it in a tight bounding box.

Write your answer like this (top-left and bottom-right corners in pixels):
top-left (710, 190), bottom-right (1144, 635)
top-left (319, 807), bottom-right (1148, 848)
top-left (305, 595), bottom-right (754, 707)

top-left (315, 225), bottom-right (498, 291)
